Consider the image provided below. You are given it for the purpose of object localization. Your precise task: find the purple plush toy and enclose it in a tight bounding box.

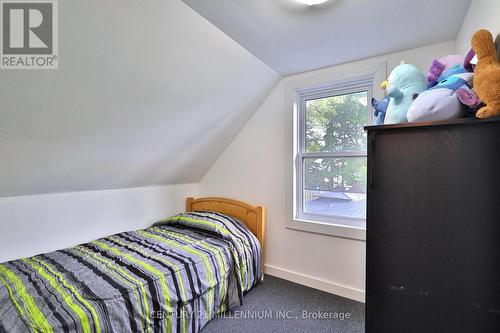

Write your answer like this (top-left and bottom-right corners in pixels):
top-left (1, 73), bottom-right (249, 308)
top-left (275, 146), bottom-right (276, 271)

top-left (464, 48), bottom-right (476, 72)
top-left (427, 54), bottom-right (464, 87)
top-left (407, 73), bottom-right (481, 122)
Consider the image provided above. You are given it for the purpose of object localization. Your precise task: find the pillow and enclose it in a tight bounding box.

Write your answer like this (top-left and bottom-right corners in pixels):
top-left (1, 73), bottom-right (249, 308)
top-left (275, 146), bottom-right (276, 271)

top-left (154, 211), bottom-right (262, 291)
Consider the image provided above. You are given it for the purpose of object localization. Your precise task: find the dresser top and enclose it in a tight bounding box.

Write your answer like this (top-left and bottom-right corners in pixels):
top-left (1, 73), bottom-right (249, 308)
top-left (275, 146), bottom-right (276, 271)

top-left (364, 116), bottom-right (500, 132)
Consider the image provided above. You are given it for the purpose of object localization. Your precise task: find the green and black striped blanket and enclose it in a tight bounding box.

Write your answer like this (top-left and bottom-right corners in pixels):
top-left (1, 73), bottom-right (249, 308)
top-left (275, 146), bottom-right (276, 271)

top-left (0, 211), bottom-right (262, 333)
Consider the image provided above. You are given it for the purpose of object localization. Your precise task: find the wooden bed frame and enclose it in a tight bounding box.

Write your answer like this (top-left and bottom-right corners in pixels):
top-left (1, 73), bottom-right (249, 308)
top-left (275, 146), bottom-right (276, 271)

top-left (186, 197), bottom-right (266, 270)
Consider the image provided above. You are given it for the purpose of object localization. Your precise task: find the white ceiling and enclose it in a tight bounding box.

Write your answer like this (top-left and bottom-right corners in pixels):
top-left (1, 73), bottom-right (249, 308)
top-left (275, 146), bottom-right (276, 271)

top-left (183, 0), bottom-right (472, 75)
top-left (0, 0), bottom-right (279, 197)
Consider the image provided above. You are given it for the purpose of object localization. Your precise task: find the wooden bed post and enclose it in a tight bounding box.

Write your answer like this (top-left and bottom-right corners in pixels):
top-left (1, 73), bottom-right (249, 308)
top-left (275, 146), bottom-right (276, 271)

top-left (186, 197), bottom-right (194, 212)
top-left (257, 206), bottom-right (266, 281)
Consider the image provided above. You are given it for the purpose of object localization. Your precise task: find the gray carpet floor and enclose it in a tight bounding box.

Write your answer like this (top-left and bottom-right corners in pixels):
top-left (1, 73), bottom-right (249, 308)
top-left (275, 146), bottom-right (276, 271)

top-left (202, 275), bottom-right (365, 333)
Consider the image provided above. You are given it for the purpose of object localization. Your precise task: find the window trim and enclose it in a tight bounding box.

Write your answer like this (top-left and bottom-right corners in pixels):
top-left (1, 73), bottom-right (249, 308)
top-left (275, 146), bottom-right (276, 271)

top-left (285, 74), bottom-right (379, 241)
top-left (297, 83), bottom-right (371, 224)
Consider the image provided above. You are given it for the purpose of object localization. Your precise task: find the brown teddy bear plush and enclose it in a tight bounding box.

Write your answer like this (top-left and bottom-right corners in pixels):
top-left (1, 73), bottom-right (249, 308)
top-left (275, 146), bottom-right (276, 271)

top-left (472, 29), bottom-right (500, 119)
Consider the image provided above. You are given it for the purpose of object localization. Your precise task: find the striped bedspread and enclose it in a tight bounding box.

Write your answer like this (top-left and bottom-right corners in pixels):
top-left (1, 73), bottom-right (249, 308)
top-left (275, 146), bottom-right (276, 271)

top-left (0, 212), bottom-right (262, 333)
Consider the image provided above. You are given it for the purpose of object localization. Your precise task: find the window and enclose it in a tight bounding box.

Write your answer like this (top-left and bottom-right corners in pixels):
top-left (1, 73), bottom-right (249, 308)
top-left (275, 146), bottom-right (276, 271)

top-left (293, 78), bottom-right (372, 233)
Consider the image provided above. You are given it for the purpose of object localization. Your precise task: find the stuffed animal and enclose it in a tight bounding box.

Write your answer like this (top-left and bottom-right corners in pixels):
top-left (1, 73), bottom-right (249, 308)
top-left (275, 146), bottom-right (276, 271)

top-left (427, 55), bottom-right (464, 87)
top-left (407, 73), bottom-right (481, 122)
top-left (464, 49), bottom-right (476, 72)
top-left (438, 64), bottom-right (467, 81)
top-left (371, 96), bottom-right (390, 125)
top-left (471, 29), bottom-right (500, 119)
top-left (384, 63), bottom-right (428, 124)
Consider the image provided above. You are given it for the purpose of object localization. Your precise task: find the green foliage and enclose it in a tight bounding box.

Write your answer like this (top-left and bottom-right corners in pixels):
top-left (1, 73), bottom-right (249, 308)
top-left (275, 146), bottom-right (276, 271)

top-left (304, 92), bottom-right (368, 193)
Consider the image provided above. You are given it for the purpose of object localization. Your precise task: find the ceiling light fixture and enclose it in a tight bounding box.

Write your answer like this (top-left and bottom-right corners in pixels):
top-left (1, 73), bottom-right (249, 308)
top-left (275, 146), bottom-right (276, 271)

top-left (295, 0), bottom-right (329, 6)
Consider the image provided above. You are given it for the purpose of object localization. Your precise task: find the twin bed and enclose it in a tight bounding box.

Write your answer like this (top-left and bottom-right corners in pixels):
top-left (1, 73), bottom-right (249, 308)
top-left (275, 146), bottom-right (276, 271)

top-left (0, 197), bottom-right (265, 333)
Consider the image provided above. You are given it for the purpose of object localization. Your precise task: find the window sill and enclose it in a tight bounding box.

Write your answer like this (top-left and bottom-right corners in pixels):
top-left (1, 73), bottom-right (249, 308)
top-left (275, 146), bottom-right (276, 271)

top-left (286, 216), bottom-right (366, 241)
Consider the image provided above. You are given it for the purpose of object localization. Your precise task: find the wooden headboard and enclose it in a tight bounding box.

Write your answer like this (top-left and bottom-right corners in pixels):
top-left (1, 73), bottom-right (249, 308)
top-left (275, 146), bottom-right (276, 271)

top-left (186, 197), bottom-right (266, 253)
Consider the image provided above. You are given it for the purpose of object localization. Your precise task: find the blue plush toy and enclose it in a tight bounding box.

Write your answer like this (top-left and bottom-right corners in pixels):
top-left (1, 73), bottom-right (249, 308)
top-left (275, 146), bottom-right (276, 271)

top-left (436, 64), bottom-right (467, 84)
top-left (383, 63), bottom-right (428, 124)
top-left (371, 96), bottom-right (390, 125)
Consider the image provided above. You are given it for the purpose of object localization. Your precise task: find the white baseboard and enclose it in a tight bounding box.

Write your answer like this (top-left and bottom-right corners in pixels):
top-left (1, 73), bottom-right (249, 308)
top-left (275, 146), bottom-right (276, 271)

top-left (264, 264), bottom-right (365, 303)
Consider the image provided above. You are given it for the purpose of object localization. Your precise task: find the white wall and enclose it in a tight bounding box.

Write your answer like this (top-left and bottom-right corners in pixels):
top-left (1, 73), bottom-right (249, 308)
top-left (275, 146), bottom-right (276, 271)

top-left (0, 0), bottom-right (278, 198)
top-left (0, 184), bottom-right (198, 263)
top-left (456, 0), bottom-right (500, 55)
top-left (199, 41), bottom-right (456, 302)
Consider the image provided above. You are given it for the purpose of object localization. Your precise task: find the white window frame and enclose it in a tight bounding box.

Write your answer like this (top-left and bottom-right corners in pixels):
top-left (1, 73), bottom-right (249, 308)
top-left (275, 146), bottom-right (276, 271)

top-left (296, 81), bottom-right (372, 230)
top-left (284, 61), bottom-right (387, 240)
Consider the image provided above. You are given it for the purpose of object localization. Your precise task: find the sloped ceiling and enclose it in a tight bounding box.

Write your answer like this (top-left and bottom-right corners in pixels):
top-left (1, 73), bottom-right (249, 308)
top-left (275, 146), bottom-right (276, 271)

top-left (183, 0), bottom-right (471, 75)
top-left (0, 0), bottom-right (279, 197)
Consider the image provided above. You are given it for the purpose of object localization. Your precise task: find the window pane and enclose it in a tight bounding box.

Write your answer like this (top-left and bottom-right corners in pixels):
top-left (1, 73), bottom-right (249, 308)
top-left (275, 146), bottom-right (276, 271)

top-left (305, 91), bottom-right (368, 153)
top-left (303, 157), bottom-right (366, 219)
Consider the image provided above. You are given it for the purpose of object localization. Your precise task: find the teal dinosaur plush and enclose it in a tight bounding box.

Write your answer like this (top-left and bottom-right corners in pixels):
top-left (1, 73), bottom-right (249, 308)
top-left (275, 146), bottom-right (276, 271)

top-left (384, 63), bottom-right (428, 124)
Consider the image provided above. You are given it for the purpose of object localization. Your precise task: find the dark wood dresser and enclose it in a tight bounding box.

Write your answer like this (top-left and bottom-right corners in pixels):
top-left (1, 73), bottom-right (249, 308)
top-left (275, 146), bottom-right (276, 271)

top-left (365, 117), bottom-right (500, 333)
